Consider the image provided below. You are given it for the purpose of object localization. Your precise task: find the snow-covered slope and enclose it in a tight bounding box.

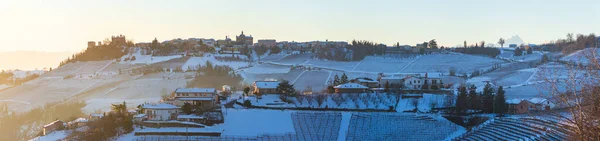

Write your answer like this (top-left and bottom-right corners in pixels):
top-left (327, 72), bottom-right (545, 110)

top-left (561, 48), bottom-right (600, 64)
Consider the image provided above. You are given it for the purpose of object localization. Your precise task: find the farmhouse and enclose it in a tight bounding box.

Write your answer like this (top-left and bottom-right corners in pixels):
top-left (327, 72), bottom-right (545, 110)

top-left (171, 88), bottom-right (219, 109)
top-left (507, 98), bottom-right (552, 114)
top-left (403, 76), bottom-right (422, 90)
top-left (254, 81), bottom-right (280, 95)
top-left (43, 120), bottom-right (64, 136)
top-left (352, 78), bottom-right (379, 88)
top-left (378, 76), bottom-right (403, 88)
top-left (420, 73), bottom-right (443, 90)
top-left (334, 83), bottom-right (369, 93)
top-left (142, 103), bottom-right (179, 121)
top-left (66, 118), bottom-right (88, 129)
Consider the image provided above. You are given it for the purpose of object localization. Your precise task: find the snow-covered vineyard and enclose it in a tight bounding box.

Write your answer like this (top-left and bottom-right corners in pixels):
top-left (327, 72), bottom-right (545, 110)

top-left (127, 112), bottom-right (465, 141)
top-left (458, 116), bottom-right (573, 141)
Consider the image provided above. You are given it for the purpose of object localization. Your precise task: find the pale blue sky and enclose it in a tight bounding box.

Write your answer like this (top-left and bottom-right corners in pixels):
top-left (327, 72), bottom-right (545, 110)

top-left (0, 0), bottom-right (598, 52)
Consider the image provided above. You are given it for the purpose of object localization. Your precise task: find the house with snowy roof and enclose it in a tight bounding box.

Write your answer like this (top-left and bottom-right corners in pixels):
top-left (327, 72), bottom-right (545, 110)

top-left (43, 120), bottom-right (64, 136)
top-left (142, 103), bottom-right (179, 121)
top-left (507, 98), bottom-right (552, 114)
top-left (253, 81), bottom-right (280, 95)
top-left (171, 88), bottom-right (219, 110)
top-left (419, 73), bottom-right (443, 90)
top-left (352, 78), bottom-right (379, 88)
top-left (334, 83), bottom-right (369, 93)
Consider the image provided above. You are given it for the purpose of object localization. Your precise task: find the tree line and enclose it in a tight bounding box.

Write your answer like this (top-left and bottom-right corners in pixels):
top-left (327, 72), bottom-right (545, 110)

top-left (67, 102), bottom-right (133, 140)
top-left (455, 83), bottom-right (507, 114)
top-left (453, 41), bottom-right (501, 57)
top-left (186, 61), bottom-right (243, 89)
top-left (316, 40), bottom-right (386, 61)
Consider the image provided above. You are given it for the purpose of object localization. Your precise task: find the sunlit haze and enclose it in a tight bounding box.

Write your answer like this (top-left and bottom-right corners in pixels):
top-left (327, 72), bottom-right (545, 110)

top-left (1, 0), bottom-right (598, 53)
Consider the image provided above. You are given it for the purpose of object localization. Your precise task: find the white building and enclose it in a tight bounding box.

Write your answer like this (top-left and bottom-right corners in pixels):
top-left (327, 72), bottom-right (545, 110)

top-left (403, 76), bottom-right (422, 90)
top-left (143, 103), bottom-right (179, 121)
top-left (253, 81), bottom-right (280, 94)
top-left (172, 88), bottom-right (218, 109)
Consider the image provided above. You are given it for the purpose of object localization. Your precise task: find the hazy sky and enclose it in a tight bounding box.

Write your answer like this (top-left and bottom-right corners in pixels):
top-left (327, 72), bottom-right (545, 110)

top-left (0, 0), bottom-right (598, 52)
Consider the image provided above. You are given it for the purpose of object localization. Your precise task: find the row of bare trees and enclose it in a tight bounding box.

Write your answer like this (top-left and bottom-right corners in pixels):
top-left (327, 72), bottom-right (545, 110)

top-left (539, 37), bottom-right (599, 140)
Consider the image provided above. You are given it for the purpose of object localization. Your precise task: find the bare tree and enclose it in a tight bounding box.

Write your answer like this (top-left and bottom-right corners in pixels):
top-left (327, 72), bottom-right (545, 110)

top-left (498, 38), bottom-right (505, 48)
top-left (539, 47), bottom-right (600, 140)
top-left (411, 98), bottom-right (420, 111)
top-left (316, 94), bottom-right (327, 107)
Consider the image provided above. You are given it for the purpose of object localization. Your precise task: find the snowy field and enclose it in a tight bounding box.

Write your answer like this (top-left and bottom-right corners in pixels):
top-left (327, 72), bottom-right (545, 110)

top-left (270, 53), bottom-right (503, 74)
top-left (560, 48), bottom-right (600, 65)
top-left (221, 109), bottom-right (295, 136)
top-left (460, 116), bottom-right (571, 140)
top-left (346, 113), bottom-right (465, 141)
top-left (29, 130), bottom-right (69, 141)
top-left (123, 111), bottom-right (464, 141)
top-left (120, 50), bottom-right (183, 65)
top-left (0, 59), bottom-right (191, 113)
top-left (241, 93), bottom-right (452, 112)
top-left (499, 49), bottom-right (544, 62)
top-left (182, 54), bottom-right (250, 71)
top-left (399, 53), bottom-right (504, 74)
top-left (241, 63), bottom-right (290, 74)
top-left (0, 84), bottom-right (9, 91)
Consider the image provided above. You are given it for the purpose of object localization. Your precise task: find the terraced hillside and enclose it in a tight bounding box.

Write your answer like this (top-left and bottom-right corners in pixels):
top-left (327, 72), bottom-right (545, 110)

top-left (457, 116), bottom-right (573, 141)
top-left (346, 113), bottom-right (465, 141)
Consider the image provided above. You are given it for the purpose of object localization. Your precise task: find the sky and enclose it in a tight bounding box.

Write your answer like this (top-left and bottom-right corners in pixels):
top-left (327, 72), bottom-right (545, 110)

top-left (0, 0), bottom-right (598, 52)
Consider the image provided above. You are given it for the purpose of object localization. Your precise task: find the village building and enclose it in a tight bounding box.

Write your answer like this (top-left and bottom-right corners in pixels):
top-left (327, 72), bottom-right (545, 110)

top-left (142, 103), bottom-right (179, 121)
top-left (334, 83), bottom-right (369, 93)
top-left (403, 75), bottom-right (422, 90)
top-left (171, 88), bottom-right (219, 110)
top-left (257, 39), bottom-right (277, 48)
top-left (378, 76), bottom-right (403, 88)
top-left (352, 78), bottom-right (379, 88)
top-left (420, 73), bottom-right (443, 90)
top-left (236, 31), bottom-right (253, 45)
top-left (507, 98), bottom-right (552, 114)
top-left (43, 120), bottom-right (64, 136)
top-left (66, 118), bottom-right (88, 129)
top-left (177, 114), bottom-right (206, 123)
top-left (89, 113), bottom-right (103, 121)
top-left (253, 81), bottom-right (280, 95)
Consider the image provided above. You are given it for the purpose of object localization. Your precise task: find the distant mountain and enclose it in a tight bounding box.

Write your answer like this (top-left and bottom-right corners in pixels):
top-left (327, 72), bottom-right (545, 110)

top-left (505, 35), bottom-right (525, 46)
top-left (0, 51), bottom-right (73, 70)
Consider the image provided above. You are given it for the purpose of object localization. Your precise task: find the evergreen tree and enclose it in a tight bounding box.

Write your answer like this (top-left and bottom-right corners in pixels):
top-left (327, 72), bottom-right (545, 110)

top-left (468, 85), bottom-right (480, 111)
top-left (527, 47), bottom-right (533, 54)
top-left (341, 73), bottom-right (349, 84)
top-left (482, 83), bottom-right (495, 113)
top-left (384, 81), bottom-right (390, 92)
top-left (333, 74), bottom-right (340, 86)
top-left (455, 86), bottom-right (468, 113)
top-left (429, 39), bottom-right (438, 49)
top-left (182, 102), bottom-right (193, 114)
top-left (494, 86), bottom-right (507, 114)
top-left (276, 80), bottom-right (296, 96)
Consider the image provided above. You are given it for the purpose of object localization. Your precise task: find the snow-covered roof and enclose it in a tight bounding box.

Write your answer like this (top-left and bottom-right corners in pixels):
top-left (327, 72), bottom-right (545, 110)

top-left (506, 99), bottom-right (523, 104)
top-left (506, 98), bottom-right (548, 105)
top-left (142, 103), bottom-right (179, 109)
top-left (175, 97), bottom-right (214, 101)
top-left (334, 83), bottom-right (369, 89)
top-left (177, 114), bottom-right (206, 119)
top-left (255, 81), bottom-right (280, 89)
top-left (380, 77), bottom-right (403, 80)
top-left (421, 72), bottom-right (442, 79)
top-left (90, 114), bottom-right (103, 117)
top-left (528, 98), bottom-right (548, 104)
top-left (134, 114), bottom-right (147, 118)
top-left (43, 120), bottom-right (63, 128)
top-left (356, 78), bottom-right (378, 83)
top-left (175, 88), bottom-right (216, 93)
